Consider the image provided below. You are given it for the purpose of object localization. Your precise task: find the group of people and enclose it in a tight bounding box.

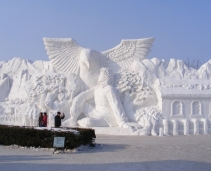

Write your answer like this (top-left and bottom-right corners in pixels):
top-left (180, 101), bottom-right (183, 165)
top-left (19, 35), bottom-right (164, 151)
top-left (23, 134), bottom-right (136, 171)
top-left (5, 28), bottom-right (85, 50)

top-left (38, 111), bottom-right (65, 127)
top-left (38, 112), bottom-right (48, 127)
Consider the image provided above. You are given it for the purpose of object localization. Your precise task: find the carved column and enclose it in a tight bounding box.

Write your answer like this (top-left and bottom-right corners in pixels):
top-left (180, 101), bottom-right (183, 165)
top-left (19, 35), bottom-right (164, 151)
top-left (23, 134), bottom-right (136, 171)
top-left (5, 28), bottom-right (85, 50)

top-left (192, 119), bottom-right (199, 135)
top-left (151, 119), bottom-right (158, 136)
top-left (159, 127), bottom-right (164, 136)
top-left (162, 119), bottom-right (169, 136)
top-left (182, 119), bottom-right (190, 135)
top-left (172, 120), bottom-right (178, 136)
top-left (201, 118), bottom-right (208, 134)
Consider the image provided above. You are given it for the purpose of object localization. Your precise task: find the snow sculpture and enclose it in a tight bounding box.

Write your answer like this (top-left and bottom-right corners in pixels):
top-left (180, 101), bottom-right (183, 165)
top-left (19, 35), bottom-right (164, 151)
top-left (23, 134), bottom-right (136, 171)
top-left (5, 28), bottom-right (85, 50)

top-left (191, 101), bottom-right (201, 116)
top-left (43, 38), bottom-right (154, 89)
top-left (159, 127), bottom-right (164, 137)
top-left (133, 107), bottom-right (162, 136)
top-left (182, 119), bottom-right (190, 135)
top-left (0, 37), bottom-right (211, 136)
top-left (202, 118), bottom-right (208, 134)
top-left (0, 75), bottom-right (10, 102)
top-left (28, 104), bottom-right (39, 127)
top-left (162, 119), bottom-right (169, 136)
top-left (172, 101), bottom-right (183, 116)
top-left (192, 119), bottom-right (199, 135)
top-left (172, 120), bottom-right (179, 136)
top-left (63, 68), bottom-right (136, 128)
top-left (4, 105), bottom-right (15, 123)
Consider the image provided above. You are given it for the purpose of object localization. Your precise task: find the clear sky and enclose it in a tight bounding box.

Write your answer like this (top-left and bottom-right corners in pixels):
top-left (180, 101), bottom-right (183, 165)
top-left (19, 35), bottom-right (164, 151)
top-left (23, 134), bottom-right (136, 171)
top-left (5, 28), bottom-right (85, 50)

top-left (0, 0), bottom-right (210, 64)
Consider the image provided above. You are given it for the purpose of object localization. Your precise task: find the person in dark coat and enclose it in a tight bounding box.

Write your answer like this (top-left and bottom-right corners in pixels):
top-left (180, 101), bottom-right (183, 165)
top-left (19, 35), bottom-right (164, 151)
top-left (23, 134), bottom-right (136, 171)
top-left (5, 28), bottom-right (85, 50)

top-left (54, 111), bottom-right (65, 127)
top-left (38, 112), bottom-right (43, 127)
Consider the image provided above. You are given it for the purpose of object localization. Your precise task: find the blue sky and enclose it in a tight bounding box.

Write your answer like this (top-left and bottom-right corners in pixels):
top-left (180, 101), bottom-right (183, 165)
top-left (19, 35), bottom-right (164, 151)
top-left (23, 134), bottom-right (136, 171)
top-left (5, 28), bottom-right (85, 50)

top-left (0, 0), bottom-right (210, 64)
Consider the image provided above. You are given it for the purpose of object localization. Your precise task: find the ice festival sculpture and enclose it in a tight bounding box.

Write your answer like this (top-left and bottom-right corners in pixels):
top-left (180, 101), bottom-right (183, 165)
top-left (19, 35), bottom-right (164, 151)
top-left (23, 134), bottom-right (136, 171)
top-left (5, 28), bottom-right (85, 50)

top-left (0, 37), bottom-right (211, 136)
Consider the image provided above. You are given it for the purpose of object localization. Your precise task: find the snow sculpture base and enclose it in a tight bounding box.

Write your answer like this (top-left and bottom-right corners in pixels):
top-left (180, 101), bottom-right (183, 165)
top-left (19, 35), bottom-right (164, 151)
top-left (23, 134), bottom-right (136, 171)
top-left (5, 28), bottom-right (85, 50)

top-left (92, 127), bottom-right (134, 136)
top-left (86, 127), bottom-right (211, 136)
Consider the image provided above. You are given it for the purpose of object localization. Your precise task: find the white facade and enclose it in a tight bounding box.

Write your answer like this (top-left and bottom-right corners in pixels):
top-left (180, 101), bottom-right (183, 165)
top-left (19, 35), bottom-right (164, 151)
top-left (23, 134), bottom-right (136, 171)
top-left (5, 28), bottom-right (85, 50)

top-left (156, 79), bottom-right (211, 135)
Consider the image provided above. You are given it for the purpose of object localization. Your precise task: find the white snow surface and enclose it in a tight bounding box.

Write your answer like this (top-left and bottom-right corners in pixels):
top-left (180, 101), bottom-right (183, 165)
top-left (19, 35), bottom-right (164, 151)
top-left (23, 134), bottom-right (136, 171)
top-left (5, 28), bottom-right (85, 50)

top-left (0, 135), bottom-right (211, 171)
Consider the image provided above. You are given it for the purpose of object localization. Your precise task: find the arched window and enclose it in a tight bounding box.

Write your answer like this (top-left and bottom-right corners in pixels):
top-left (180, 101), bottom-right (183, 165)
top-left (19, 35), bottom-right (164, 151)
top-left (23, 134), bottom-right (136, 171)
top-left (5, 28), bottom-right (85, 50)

top-left (191, 101), bottom-right (201, 115)
top-left (171, 101), bottom-right (182, 116)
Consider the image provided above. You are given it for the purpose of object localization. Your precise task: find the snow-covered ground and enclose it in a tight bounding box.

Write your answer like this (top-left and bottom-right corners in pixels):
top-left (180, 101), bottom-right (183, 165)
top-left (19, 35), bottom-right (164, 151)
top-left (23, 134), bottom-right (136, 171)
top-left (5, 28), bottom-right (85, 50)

top-left (0, 135), bottom-right (211, 171)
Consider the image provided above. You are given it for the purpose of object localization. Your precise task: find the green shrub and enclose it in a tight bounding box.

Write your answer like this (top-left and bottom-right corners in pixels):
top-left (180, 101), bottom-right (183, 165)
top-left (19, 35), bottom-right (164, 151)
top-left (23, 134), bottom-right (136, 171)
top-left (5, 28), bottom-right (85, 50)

top-left (0, 125), bottom-right (95, 149)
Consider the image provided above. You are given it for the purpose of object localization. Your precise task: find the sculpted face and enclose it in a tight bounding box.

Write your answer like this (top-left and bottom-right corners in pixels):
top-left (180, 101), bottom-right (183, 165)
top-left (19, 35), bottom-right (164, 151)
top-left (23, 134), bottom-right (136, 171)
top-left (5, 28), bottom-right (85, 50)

top-left (97, 67), bottom-right (112, 84)
top-left (98, 72), bottom-right (108, 83)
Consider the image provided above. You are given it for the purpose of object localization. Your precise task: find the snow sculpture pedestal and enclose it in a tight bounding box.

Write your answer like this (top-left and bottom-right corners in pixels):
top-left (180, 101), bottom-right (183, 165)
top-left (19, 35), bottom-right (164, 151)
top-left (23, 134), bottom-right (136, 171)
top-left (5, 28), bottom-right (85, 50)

top-left (92, 127), bottom-right (134, 136)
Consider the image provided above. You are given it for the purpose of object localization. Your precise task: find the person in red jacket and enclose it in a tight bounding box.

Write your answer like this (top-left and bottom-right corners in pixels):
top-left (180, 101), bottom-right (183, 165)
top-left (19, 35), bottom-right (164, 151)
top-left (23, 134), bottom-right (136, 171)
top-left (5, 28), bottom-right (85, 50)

top-left (42, 112), bottom-right (48, 127)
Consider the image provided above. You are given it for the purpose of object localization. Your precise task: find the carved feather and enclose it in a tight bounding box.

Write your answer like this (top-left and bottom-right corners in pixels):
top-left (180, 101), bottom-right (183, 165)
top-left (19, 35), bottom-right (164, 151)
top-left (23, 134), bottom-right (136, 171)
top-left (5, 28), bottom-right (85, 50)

top-left (43, 38), bottom-right (84, 74)
top-left (101, 38), bottom-right (155, 73)
top-left (43, 37), bottom-right (155, 74)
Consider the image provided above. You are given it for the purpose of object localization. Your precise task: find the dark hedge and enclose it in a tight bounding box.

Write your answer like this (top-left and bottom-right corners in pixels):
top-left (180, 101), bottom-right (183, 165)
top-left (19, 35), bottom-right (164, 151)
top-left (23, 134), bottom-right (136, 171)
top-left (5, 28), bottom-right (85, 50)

top-left (0, 125), bottom-right (96, 149)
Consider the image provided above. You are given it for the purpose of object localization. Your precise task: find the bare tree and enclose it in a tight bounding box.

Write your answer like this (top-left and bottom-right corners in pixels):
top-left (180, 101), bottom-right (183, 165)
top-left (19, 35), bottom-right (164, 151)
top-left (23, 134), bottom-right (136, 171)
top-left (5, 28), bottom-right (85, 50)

top-left (184, 58), bottom-right (201, 70)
